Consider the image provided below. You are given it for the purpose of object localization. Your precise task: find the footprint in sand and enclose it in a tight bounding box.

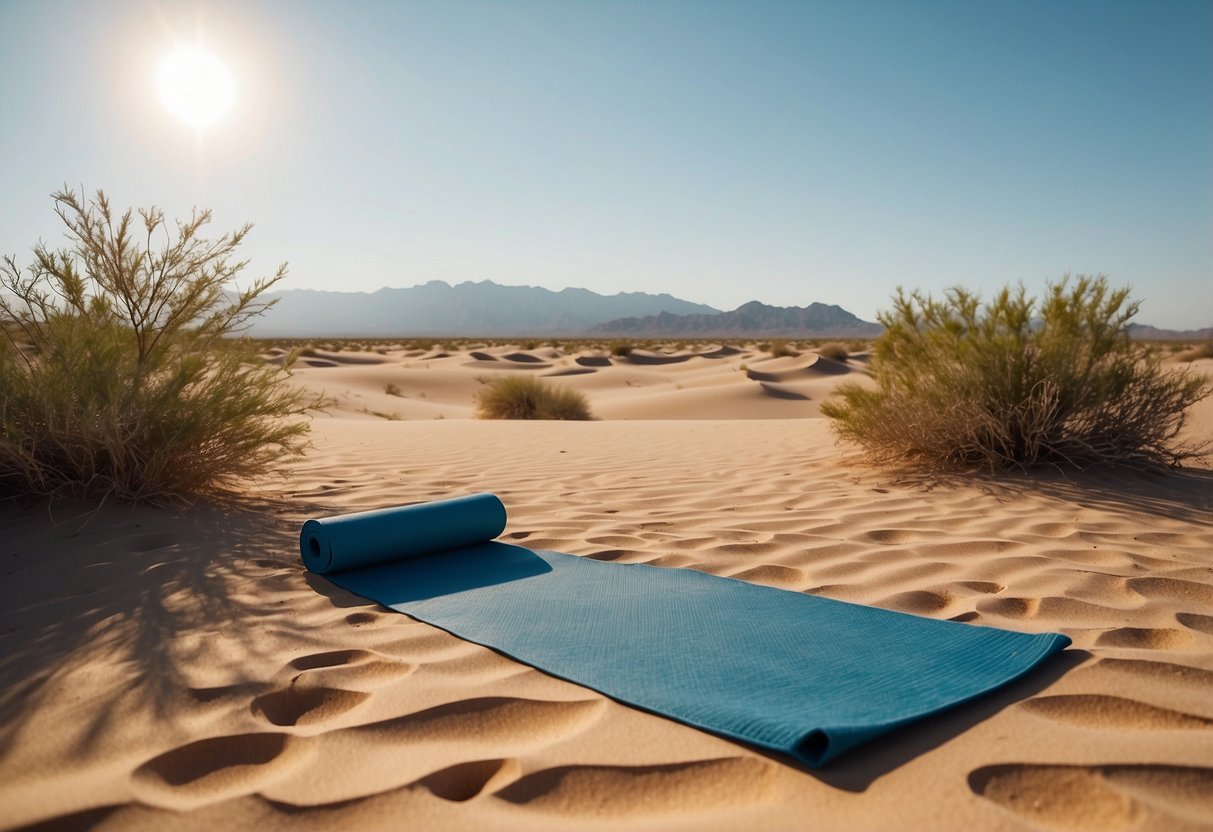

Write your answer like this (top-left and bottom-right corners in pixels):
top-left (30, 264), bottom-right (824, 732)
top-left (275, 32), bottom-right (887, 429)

top-left (261, 697), bottom-right (606, 807)
top-left (861, 528), bottom-right (911, 544)
top-left (1175, 612), bottom-right (1213, 636)
top-left (969, 763), bottom-right (1213, 831)
top-left (1082, 657), bottom-right (1213, 690)
top-left (251, 687), bottom-right (370, 728)
top-left (583, 548), bottom-right (641, 562)
top-left (977, 596), bottom-right (1040, 619)
top-left (878, 589), bottom-right (952, 615)
top-left (284, 648), bottom-right (417, 688)
top-left (1126, 577), bottom-right (1213, 606)
top-left (415, 758), bottom-right (521, 802)
top-left (492, 757), bottom-right (781, 818)
top-left (729, 563), bottom-right (806, 589)
top-left (1019, 694), bottom-right (1213, 730)
top-left (952, 581), bottom-right (1004, 594)
top-left (646, 553), bottom-right (696, 568)
top-left (1095, 627), bottom-right (1193, 650)
top-left (130, 733), bottom-right (314, 809)
top-left (350, 697), bottom-right (605, 746)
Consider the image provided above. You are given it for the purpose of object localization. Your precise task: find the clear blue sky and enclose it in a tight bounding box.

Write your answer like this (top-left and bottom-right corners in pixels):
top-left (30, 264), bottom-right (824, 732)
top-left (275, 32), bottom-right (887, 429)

top-left (2, 0), bottom-right (1210, 328)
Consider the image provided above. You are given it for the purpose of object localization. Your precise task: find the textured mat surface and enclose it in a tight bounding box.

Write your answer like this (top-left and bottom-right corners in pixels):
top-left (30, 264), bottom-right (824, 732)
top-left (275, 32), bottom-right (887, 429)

top-left (301, 494), bottom-right (1070, 765)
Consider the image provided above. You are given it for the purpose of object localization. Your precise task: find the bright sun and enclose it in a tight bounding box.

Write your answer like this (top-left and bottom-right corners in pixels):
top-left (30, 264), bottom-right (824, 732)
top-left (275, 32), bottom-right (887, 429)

top-left (157, 46), bottom-right (235, 130)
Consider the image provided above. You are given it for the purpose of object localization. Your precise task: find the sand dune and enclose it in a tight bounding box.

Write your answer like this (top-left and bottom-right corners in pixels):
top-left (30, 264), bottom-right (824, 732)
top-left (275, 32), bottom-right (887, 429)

top-left (1, 346), bottom-right (1210, 830)
top-left (284, 343), bottom-right (874, 422)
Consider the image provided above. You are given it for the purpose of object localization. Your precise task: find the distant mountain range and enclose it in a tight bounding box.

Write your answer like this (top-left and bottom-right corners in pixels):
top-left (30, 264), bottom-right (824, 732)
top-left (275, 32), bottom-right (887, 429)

top-left (248, 280), bottom-right (720, 338)
top-left (243, 279), bottom-right (1207, 340)
top-left (591, 300), bottom-right (884, 338)
top-left (1127, 323), bottom-right (1213, 341)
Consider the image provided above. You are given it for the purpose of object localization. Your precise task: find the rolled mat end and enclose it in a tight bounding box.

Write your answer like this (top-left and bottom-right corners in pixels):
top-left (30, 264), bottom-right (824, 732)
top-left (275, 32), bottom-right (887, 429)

top-left (299, 493), bottom-right (508, 575)
top-left (300, 518), bottom-right (333, 573)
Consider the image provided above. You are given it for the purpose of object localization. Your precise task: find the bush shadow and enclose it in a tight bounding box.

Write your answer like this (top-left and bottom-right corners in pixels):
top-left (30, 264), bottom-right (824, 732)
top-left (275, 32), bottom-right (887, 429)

top-left (0, 494), bottom-right (329, 760)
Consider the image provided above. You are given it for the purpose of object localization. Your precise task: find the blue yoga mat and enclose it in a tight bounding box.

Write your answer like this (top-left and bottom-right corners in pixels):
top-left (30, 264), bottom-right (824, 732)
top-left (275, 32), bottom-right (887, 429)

top-left (301, 493), bottom-right (1070, 766)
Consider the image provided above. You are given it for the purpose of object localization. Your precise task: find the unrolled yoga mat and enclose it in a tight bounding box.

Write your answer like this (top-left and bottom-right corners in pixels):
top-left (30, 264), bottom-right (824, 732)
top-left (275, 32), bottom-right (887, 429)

top-left (301, 493), bottom-right (1070, 766)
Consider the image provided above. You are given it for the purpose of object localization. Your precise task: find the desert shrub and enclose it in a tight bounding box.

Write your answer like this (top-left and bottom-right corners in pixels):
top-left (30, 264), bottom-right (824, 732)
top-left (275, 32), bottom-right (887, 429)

top-left (821, 277), bottom-right (1210, 471)
top-left (770, 339), bottom-right (799, 358)
top-left (475, 375), bottom-right (593, 420)
top-left (1178, 342), bottom-right (1213, 362)
top-left (610, 341), bottom-right (633, 357)
top-left (817, 342), bottom-right (849, 361)
top-left (384, 382), bottom-right (403, 396)
top-left (0, 188), bottom-right (314, 500)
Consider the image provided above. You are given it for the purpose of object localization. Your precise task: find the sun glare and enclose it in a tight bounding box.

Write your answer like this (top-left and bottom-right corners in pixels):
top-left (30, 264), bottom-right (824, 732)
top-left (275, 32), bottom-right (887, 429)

top-left (157, 46), bottom-right (235, 130)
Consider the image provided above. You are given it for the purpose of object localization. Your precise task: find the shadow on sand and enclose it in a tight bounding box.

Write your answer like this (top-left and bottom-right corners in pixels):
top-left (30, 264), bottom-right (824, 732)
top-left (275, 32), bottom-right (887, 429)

top-left (0, 495), bottom-right (325, 761)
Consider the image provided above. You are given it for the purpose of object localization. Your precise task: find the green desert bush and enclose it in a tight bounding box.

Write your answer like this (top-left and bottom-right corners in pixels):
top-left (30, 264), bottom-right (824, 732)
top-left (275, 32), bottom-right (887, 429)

top-left (0, 188), bottom-right (314, 500)
top-left (610, 341), bottom-right (633, 357)
top-left (817, 342), bottom-right (849, 361)
top-left (821, 276), bottom-right (1210, 471)
top-left (475, 374), bottom-right (593, 420)
top-left (769, 339), bottom-right (799, 357)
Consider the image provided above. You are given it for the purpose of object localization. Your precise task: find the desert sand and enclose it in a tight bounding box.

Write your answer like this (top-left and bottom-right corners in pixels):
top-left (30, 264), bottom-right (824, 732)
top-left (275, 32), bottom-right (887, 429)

top-left (2, 344), bottom-right (1211, 831)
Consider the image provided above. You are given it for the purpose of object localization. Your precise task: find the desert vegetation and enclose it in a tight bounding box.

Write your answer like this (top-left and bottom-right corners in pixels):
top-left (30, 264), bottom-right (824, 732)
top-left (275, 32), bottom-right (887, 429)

top-left (0, 189), bottom-right (314, 500)
top-left (816, 342), bottom-right (849, 361)
top-left (822, 276), bottom-right (1211, 471)
top-left (761, 339), bottom-right (799, 357)
top-left (474, 374), bottom-right (593, 420)
top-left (1178, 342), bottom-right (1213, 362)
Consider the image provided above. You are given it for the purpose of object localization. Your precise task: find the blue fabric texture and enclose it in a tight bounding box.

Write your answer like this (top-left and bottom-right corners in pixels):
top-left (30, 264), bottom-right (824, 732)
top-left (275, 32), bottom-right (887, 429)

top-left (301, 493), bottom-right (1070, 766)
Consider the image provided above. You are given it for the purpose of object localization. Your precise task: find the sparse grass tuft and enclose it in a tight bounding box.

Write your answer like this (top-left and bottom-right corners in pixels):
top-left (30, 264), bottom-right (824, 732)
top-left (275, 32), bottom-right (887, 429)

top-left (0, 188), bottom-right (316, 500)
top-left (475, 374), bottom-right (593, 420)
top-left (821, 276), bottom-right (1211, 471)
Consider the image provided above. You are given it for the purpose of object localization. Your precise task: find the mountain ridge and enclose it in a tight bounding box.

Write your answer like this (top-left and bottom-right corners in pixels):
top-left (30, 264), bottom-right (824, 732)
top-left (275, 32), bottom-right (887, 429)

top-left (244, 279), bottom-right (1207, 339)
top-left (590, 300), bottom-right (884, 338)
top-left (247, 279), bottom-right (722, 337)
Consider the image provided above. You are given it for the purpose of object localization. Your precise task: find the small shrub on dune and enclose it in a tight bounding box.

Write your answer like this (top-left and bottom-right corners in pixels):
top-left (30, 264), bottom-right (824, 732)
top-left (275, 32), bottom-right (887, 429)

top-left (610, 341), bottom-right (633, 357)
top-left (770, 339), bottom-right (799, 358)
top-left (821, 276), bottom-right (1211, 471)
top-left (475, 375), bottom-right (593, 420)
top-left (0, 188), bottom-right (315, 500)
top-left (817, 342), bottom-right (849, 361)
top-left (1178, 342), bottom-right (1213, 362)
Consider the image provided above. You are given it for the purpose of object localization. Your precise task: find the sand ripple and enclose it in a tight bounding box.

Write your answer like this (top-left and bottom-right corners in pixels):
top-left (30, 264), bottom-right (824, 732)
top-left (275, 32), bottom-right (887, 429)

top-left (3, 409), bottom-right (1212, 830)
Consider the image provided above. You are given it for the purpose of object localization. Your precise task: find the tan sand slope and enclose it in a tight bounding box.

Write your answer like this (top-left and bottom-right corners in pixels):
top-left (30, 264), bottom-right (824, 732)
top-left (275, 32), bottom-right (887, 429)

top-left (2, 398), bottom-right (1212, 831)
top-left (280, 343), bottom-right (877, 421)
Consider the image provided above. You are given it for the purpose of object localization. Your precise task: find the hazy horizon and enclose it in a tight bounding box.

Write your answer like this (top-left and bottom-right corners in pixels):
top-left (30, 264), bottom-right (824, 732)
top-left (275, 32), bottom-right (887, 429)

top-left (1, 0), bottom-right (1210, 329)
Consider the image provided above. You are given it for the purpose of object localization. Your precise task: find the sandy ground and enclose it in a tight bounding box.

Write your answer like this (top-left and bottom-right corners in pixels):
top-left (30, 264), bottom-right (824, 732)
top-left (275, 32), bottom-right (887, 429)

top-left (1, 345), bottom-right (1211, 831)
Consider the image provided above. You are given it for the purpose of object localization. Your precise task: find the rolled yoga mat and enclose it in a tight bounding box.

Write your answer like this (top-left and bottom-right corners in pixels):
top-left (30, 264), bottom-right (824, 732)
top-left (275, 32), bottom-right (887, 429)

top-left (300, 493), bottom-right (1071, 766)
